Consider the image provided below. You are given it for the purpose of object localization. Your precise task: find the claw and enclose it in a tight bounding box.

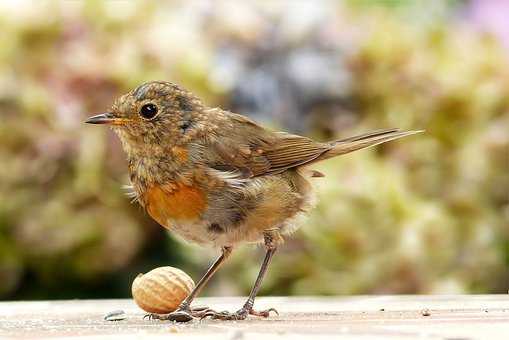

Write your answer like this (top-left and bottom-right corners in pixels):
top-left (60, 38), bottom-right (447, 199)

top-left (143, 313), bottom-right (155, 320)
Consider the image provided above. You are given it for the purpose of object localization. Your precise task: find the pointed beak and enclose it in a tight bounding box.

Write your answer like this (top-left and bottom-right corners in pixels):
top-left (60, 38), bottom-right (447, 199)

top-left (85, 112), bottom-right (124, 125)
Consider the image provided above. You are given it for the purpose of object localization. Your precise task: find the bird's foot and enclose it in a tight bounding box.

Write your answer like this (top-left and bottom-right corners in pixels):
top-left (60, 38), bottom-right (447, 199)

top-left (201, 306), bottom-right (278, 321)
top-left (144, 305), bottom-right (210, 323)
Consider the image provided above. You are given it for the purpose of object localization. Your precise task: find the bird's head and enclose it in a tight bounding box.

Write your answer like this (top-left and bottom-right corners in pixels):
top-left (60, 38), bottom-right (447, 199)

top-left (85, 81), bottom-right (204, 153)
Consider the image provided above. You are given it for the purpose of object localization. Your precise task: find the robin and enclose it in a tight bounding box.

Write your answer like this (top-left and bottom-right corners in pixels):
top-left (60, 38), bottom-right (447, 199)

top-left (86, 81), bottom-right (421, 322)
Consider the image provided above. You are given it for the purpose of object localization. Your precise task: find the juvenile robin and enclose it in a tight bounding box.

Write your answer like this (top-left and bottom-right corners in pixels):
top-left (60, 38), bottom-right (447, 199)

top-left (86, 81), bottom-right (421, 322)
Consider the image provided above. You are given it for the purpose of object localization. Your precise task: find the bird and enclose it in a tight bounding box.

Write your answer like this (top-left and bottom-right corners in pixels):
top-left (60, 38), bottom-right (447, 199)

top-left (85, 81), bottom-right (422, 322)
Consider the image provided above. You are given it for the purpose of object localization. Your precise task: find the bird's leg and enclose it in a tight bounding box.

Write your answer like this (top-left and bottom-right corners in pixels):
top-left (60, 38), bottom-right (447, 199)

top-left (146, 246), bottom-right (233, 322)
top-left (202, 229), bottom-right (282, 321)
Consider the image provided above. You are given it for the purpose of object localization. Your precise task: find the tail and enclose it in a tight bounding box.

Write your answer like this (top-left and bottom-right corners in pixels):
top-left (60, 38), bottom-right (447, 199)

top-left (315, 128), bottom-right (423, 162)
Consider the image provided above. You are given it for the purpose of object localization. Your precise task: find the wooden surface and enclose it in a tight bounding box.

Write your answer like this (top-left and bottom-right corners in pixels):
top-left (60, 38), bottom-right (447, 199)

top-left (1, 295), bottom-right (508, 339)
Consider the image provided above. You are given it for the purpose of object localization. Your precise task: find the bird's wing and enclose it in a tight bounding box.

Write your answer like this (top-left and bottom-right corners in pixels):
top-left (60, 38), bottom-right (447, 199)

top-left (205, 112), bottom-right (331, 178)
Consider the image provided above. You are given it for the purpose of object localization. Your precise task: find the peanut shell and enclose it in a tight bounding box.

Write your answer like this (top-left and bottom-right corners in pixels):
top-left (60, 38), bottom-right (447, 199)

top-left (132, 266), bottom-right (195, 314)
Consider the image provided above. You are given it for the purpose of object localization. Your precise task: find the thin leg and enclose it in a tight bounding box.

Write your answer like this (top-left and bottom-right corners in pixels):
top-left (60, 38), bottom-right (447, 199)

top-left (241, 247), bottom-right (276, 312)
top-left (147, 246), bottom-right (232, 322)
top-left (202, 229), bottom-right (282, 320)
top-left (182, 246), bottom-right (233, 308)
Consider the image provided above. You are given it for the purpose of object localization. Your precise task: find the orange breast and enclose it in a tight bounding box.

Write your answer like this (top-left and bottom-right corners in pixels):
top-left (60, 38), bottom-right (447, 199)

top-left (144, 182), bottom-right (207, 227)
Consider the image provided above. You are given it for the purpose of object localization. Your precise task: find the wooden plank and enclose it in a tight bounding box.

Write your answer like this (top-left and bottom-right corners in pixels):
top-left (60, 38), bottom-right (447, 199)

top-left (0, 295), bottom-right (508, 339)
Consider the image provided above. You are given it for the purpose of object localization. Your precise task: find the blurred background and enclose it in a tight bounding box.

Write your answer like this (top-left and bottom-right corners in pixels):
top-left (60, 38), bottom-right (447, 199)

top-left (0, 0), bottom-right (508, 300)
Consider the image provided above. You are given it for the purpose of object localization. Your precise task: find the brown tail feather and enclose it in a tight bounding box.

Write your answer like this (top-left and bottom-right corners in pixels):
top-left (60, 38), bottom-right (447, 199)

top-left (333, 128), bottom-right (400, 143)
top-left (315, 129), bottom-right (423, 162)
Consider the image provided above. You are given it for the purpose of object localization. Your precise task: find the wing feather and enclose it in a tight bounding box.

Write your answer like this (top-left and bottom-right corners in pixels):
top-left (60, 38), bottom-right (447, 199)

top-left (203, 110), bottom-right (420, 179)
top-left (206, 119), bottom-right (330, 177)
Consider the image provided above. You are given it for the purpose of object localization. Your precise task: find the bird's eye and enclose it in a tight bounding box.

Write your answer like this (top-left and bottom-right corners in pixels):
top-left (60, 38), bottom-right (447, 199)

top-left (139, 103), bottom-right (158, 119)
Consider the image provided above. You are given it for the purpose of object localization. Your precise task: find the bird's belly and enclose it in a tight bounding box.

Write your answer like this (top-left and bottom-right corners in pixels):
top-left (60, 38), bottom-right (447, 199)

top-left (166, 220), bottom-right (213, 245)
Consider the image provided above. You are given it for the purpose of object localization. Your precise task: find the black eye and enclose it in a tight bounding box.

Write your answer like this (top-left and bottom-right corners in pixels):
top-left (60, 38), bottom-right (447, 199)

top-left (139, 103), bottom-right (158, 119)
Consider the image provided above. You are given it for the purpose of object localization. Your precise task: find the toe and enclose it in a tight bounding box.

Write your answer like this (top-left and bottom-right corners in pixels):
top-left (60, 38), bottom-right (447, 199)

top-left (249, 307), bottom-right (278, 318)
top-left (199, 309), bottom-right (218, 320)
top-left (144, 313), bottom-right (163, 320)
top-left (200, 310), bottom-right (241, 321)
top-left (198, 307), bottom-right (276, 321)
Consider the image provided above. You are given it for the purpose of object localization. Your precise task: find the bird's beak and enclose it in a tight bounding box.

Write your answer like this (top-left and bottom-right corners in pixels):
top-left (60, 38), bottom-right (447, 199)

top-left (85, 112), bottom-right (125, 125)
